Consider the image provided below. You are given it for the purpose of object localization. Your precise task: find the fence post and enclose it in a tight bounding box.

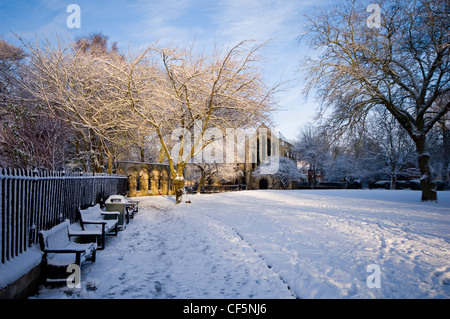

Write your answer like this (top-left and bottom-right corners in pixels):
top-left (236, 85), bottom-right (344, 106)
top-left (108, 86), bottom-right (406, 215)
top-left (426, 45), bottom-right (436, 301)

top-left (0, 167), bottom-right (4, 263)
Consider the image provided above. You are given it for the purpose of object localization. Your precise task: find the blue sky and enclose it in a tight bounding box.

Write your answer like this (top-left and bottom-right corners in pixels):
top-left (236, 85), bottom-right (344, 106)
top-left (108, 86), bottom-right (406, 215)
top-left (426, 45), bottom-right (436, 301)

top-left (0, 0), bottom-right (335, 141)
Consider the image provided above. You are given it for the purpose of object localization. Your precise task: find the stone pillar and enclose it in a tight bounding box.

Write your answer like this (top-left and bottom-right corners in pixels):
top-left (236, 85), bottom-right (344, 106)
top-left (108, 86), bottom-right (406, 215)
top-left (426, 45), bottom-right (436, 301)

top-left (127, 168), bottom-right (138, 197)
top-left (139, 169), bottom-right (149, 195)
top-left (161, 169), bottom-right (169, 195)
top-left (151, 169), bottom-right (160, 195)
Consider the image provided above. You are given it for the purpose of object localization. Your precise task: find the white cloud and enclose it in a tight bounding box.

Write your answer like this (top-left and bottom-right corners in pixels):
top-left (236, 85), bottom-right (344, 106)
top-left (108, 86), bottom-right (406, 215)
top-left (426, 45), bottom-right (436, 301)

top-left (211, 0), bottom-right (309, 43)
top-left (123, 0), bottom-right (206, 46)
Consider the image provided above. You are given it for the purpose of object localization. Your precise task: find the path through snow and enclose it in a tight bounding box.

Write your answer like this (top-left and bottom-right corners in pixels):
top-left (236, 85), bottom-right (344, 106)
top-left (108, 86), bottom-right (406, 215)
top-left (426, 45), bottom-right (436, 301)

top-left (32, 195), bottom-right (294, 299)
top-left (31, 190), bottom-right (450, 299)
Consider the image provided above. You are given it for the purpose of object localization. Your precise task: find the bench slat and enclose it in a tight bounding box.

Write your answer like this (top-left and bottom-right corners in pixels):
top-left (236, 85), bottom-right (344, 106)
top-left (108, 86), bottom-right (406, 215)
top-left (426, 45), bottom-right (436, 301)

top-left (78, 205), bottom-right (119, 250)
top-left (39, 220), bottom-right (97, 277)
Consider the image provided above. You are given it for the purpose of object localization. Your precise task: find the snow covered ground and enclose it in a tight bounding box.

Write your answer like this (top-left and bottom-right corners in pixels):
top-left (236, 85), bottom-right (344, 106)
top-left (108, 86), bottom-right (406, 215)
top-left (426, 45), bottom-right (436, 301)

top-left (31, 189), bottom-right (450, 299)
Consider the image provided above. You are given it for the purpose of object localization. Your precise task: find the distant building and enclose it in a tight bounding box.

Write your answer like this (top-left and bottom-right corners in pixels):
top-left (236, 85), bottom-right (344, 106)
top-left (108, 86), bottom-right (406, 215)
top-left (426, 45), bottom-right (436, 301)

top-left (243, 124), bottom-right (300, 190)
top-left (117, 125), bottom-right (301, 196)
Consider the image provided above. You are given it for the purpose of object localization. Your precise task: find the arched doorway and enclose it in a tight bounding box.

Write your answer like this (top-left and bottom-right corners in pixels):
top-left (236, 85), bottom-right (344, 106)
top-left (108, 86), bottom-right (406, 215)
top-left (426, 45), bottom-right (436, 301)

top-left (259, 178), bottom-right (268, 189)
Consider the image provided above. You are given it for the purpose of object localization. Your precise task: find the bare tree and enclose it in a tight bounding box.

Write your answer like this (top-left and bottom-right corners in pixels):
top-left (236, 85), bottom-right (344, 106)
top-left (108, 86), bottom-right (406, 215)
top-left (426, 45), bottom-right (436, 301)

top-left (121, 41), bottom-right (281, 203)
top-left (427, 94), bottom-right (450, 183)
top-left (0, 38), bottom-right (73, 169)
top-left (0, 38), bottom-right (26, 111)
top-left (301, 0), bottom-right (449, 201)
top-left (186, 162), bottom-right (243, 193)
top-left (367, 107), bottom-right (418, 188)
top-left (0, 103), bottom-right (71, 169)
top-left (16, 36), bottom-right (280, 202)
top-left (295, 124), bottom-right (330, 185)
top-left (18, 34), bottom-right (135, 174)
top-left (253, 155), bottom-right (304, 189)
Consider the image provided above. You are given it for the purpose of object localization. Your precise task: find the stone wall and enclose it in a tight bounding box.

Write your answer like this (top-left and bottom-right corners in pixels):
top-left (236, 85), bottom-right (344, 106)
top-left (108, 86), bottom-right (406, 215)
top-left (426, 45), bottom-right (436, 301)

top-left (116, 161), bottom-right (174, 197)
top-left (0, 263), bottom-right (42, 299)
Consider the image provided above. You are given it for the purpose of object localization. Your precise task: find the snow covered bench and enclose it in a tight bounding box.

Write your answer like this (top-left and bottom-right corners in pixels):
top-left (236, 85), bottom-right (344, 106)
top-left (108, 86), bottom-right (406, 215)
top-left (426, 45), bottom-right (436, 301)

top-left (78, 204), bottom-right (119, 250)
top-left (126, 198), bottom-right (139, 221)
top-left (39, 219), bottom-right (97, 285)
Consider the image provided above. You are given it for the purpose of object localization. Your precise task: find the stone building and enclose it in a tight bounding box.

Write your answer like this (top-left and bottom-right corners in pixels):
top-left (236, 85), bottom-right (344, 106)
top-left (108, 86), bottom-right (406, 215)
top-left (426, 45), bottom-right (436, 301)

top-left (243, 125), bottom-right (298, 190)
top-left (116, 125), bottom-right (298, 196)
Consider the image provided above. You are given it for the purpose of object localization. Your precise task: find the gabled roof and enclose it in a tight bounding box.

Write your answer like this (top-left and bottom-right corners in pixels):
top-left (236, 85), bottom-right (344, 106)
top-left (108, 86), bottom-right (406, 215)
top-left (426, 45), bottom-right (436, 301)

top-left (278, 131), bottom-right (292, 145)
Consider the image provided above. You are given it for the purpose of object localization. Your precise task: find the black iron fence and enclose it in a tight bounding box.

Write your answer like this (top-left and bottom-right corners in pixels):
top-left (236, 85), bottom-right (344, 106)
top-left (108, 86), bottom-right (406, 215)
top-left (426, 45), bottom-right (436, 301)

top-left (0, 168), bottom-right (127, 264)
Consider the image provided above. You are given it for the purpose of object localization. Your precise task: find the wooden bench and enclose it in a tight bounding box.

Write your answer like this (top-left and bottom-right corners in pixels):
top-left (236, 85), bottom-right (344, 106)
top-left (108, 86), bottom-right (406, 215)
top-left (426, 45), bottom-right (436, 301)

top-left (39, 219), bottom-right (97, 285)
top-left (126, 198), bottom-right (139, 222)
top-left (78, 204), bottom-right (119, 250)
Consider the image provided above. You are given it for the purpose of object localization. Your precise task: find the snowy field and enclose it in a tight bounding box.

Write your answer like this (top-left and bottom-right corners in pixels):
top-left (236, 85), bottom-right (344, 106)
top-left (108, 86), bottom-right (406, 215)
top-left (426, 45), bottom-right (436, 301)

top-left (31, 189), bottom-right (450, 299)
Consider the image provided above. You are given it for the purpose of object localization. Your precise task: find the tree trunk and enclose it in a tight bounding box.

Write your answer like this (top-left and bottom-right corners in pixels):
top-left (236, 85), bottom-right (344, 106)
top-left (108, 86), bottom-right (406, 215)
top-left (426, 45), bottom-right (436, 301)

top-left (96, 138), bottom-right (104, 173)
top-left (173, 177), bottom-right (185, 204)
top-left (415, 135), bottom-right (437, 201)
top-left (197, 175), bottom-right (206, 194)
top-left (390, 174), bottom-right (396, 190)
top-left (140, 144), bottom-right (145, 162)
top-left (196, 165), bottom-right (209, 194)
top-left (107, 155), bottom-right (113, 175)
top-left (172, 164), bottom-right (186, 204)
